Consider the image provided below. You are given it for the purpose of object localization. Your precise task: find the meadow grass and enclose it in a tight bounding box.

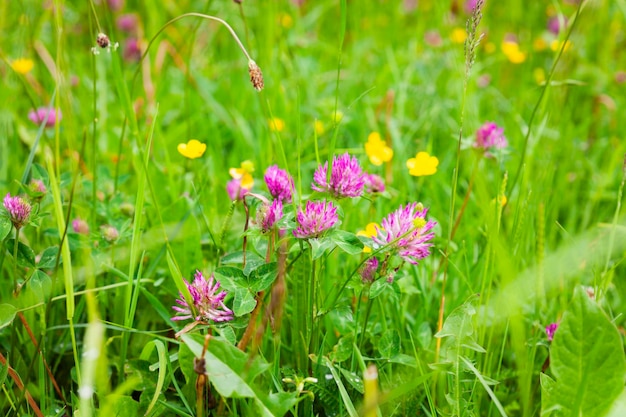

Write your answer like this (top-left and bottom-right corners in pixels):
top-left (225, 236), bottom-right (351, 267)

top-left (1, 0), bottom-right (626, 416)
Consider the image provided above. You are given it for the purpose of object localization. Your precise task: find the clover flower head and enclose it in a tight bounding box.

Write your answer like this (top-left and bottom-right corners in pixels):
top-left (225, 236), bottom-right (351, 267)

top-left (546, 322), bottom-right (559, 342)
top-left (172, 270), bottom-right (234, 323)
top-left (312, 153), bottom-right (365, 198)
top-left (293, 200), bottom-right (338, 239)
top-left (29, 179), bottom-right (47, 195)
top-left (257, 199), bottom-right (283, 233)
top-left (3, 193), bottom-right (31, 229)
top-left (101, 225), bottom-right (119, 242)
top-left (364, 173), bottom-right (385, 194)
top-left (475, 122), bottom-right (508, 151)
top-left (28, 107), bottom-right (61, 128)
top-left (226, 178), bottom-right (250, 201)
top-left (406, 152), bottom-right (439, 177)
top-left (372, 203), bottom-right (436, 265)
top-left (177, 139), bottom-right (206, 159)
top-left (264, 165), bottom-right (294, 203)
top-left (360, 257), bottom-right (379, 283)
top-left (365, 132), bottom-right (393, 166)
top-left (72, 218), bottom-right (90, 235)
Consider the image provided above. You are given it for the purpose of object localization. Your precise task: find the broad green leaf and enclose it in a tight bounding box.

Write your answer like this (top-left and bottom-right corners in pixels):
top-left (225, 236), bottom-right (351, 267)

top-left (181, 334), bottom-right (296, 417)
top-left (369, 279), bottom-right (389, 299)
top-left (214, 266), bottom-right (247, 292)
top-left (4, 238), bottom-right (36, 268)
top-left (37, 246), bottom-right (60, 269)
top-left (310, 237), bottom-right (333, 260)
top-left (544, 286), bottom-right (626, 417)
top-left (331, 230), bottom-right (364, 255)
top-left (233, 288), bottom-right (256, 317)
top-left (0, 216), bottom-right (11, 241)
top-left (378, 329), bottom-right (401, 358)
top-left (338, 366), bottom-right (364, 393)
top-left (0, 304), bottom-right (17, 330)
top-left (330, 333), bottom-right (355, 363)
top-left (248, 262), bottom-right (278, 292)
top-left (28, 270), bottom-right (52, 303)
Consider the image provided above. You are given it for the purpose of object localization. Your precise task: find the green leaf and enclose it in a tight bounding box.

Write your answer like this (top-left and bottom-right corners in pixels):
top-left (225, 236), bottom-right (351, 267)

top-left (338, 366), bottom-right (364, 393)
top-left (378, 329), bottom-right (401, 358)
top-left (4, 239), bottom-right (36, 268)
top-left (214, 266), bottom-right (247, 292)
top-left (181, 334), bottom-right (296, 417)
top-left (0, 304), bottom-right (17, 330)
top-left (319, 356), bottom-right (359, 417)
top-left (28, 270), bottom-right (52, 303)
top-left (330, 333), bottom-right (354, 363)
top-left (543, 286), bottom-right (626, 416)
top-left (310, 238), bottom-right (333, 260)
top-left (248, 262), bottom-right (278, 292)
top-left (233, 288), bottom-right (256, 317)
top-left (331, 230), bottom-right (364, 255)
top-left (369, 279), bottom-right (389, 299)
top-left (0, 216), bottom-right (11, 241)
top-left (37, 246), bottom-right (60, 269)
top-left (0, 359), bottom-right (8, 387)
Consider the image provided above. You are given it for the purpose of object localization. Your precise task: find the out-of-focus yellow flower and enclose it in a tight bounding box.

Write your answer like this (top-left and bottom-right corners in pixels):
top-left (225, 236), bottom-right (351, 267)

top-left (406, 151), bottom-right (439, 176)
top-left (314, 120), bottom-right (325, 136)
top-left (332, 110), bottom-right (344, 123)
top-left (229, 160), bottom-right (255, 188)
top-left (177, 139), bottom-right (207, 159)
top-left (534, 67), bottom-right (546, 85)
top-left (357, 222), bottom-right (379, 253)
top-left (451, 28), bottom-right (467, 44)
top-left (550, 40), bottom-right (572, 52)
top-left (533, 37), bottom-right (547, 51)
top-left (365, 132), bottom-right (393, 166)
top-left (492, 195), bottom-right (507, 207)
top-left (11, 58), bottom-right (34, 74)
top-left (484, 42), bottom-right (496, 54)
top-left (501, 41), bottom-right (526, 64)
top-left (269, 117), bottom-right (285, 132)
top-left (280, 13), bottom-right (293, 28)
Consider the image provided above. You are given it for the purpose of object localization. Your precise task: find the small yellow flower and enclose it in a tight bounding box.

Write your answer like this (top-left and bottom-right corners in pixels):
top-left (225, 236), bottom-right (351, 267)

top-left (484, 42), bottom-right (496, 54)
top-left (314, 120), bottom-right (325, 136)
top-left (501, 41), bottom-right (526, 64)
top-left (365, 132), bottom-right (393, 166)
top-left (533, 37), bottom-right (547, 52)
top-left (451, 28), bottom-right (467, 44)
top-left (11, 58), bottom-right (34, 75)
top-left (357, 223), bottom-right (379, 253)
top-left (550, 40), bottom-right (572, 52)
top-left (269, 117), bottom-right (285, 132)
top-left (177, 139), bottom-right (207, 159)
top-left (229, 160), bottom-right (255, 188)
top-left (332, 110), bottom-right (344, 123)
top-left (492, 195), bottom-right (507, 207)
top-left (279, 13), bottom-right (293, 28)
top-left (406, 151), bottom-right (439, 176)
top-left (533, 67), bottom-right (546, 85)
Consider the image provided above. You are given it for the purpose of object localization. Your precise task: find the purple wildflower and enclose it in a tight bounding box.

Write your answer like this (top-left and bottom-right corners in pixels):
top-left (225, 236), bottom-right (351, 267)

top-left (475, 122), bottom-right (508, 151)
top-left (264, 165), bottom-right (294, 202)
top-left (172, 270), bottom-right (234, 323)
top-left (226, 178), bottom-right (250, 201)
top-left (364, 173), bottom-right (385, 194)
top-left (546, 322), bottom-right (559, 342)
top-left (28, 107), bottom-right (61, 128)
top-left (3, 193), bottom-right (31, 229)
top-left (464, 0), bottom-right (478, 13)
top-left (116, 14), bottom-right (138, 33)
top-left (123, 38), bottom-right (141, 62)
top-left (293, 200), bottom-right (338, 239)
top-left (29, 179), bottom-right (47, 194)
top-left (257, 199), bottom-right (283, 233)
top-left (312, 153), bottom-right (365, 198)
top-left (360, 257), bottom-right (379, 283)
top-left (72, 218), bottom-right (90, 235)
top-left (548, 16), bottom-right (567, 36)
top-left (372, 203), bottom-right (436, 265)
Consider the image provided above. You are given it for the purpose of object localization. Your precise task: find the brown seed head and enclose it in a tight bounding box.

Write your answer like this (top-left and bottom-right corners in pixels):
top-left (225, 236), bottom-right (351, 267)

top-left (248, 60), bottom-right (264, 91)
top-left (97, 33), bottom-right (111, 49)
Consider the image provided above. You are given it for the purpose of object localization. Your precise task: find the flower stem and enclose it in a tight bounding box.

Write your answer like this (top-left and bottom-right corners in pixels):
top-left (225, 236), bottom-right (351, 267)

top-left (12, 227), bottom-right (20, 296)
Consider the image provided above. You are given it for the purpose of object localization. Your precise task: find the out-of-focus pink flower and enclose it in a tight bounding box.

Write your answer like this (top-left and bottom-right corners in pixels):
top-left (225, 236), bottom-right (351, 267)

top-left (116, 13), bottom-right (138, 33)
top-left (72, 218), bottom-right (90, 235)
top-left (546, 322), bottom-right (559, 342)
top-left (360, 257), bottom-right (379, 283)
top-left (28, 107), bottom-right (61, 128)
top-left (363, 173), bottom-right (385, 194)
top-left (475, 122), bottom-right (508, 151)
top-left (123, 38), bottom-right (142, 62)
top-left (226, 178), bottom-right (251, 201)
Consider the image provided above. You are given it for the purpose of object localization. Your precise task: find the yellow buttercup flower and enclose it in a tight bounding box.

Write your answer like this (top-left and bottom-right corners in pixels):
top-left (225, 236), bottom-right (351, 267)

top-left (314, 120), bottom-right (325, 136)
top-left (11, 58), bottom-right (34, 75)
top-left (269, 117), bottom-right (285, 132)
top-left (177, 139), bottom-right (206, 159)
top-left (502, 41), bottom-right (526, 63)
top-left (365, 132), bottom-right (393, 166)
top-left (229, 160), bottom-right (255, 188)
top-left (406, 151), bottom-right (439, 176)
top-left (550, 40), bottom-right (572, 52)
top-left (451, 28), bottom-right (467, 44)
top-left (280, 13), bottom-right (293, 28)
top-left (357, 222), bottom-right (379, 253)
top-left (533, 37), bottom-right (547, 52)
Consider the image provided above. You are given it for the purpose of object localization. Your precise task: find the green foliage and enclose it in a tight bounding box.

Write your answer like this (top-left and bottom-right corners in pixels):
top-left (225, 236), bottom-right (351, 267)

top-left (542, 287), bottom-right (626, 416)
